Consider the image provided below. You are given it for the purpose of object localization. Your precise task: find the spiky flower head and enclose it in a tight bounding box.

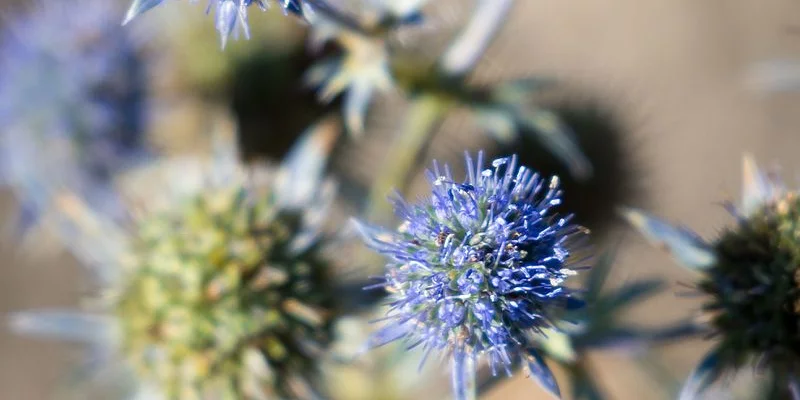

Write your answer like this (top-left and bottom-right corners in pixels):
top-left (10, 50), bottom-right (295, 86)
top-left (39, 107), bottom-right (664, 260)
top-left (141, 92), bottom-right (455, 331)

top-left (124, 0), bottom-right (307, 48)
top-left (623, 155), bottom-right (800, 399)
top-left (0, 0), bottom-right (150, 229)
top-left (357, 152), bottom-right (587, 399)
top-left (10, 120), bottom-right (348, 399)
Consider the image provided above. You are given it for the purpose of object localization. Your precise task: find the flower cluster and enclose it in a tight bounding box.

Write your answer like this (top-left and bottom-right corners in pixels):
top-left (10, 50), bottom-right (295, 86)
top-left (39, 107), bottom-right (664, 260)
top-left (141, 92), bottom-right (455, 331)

top-left (624, 156), bottom-right (800, 398)
top-left (3, 0), bottom-right (765, 398)
top-left (357, 152), bottom-right (587, 398)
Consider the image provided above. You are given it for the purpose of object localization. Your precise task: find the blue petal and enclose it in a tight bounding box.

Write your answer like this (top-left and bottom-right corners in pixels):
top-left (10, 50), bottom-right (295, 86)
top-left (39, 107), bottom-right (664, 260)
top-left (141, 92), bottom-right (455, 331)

top-left (525, 348), bottom-right (561, 399)
top-left (678, 350), bottom-right (720, 400)
top-left (122, 0), bottom-right (164, 25)
top-left (620, 207), bottom-right (716, 270)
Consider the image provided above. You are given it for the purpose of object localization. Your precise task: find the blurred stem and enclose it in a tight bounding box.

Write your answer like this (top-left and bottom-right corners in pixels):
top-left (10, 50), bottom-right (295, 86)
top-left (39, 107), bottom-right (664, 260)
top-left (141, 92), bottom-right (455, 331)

top-left (452, 351), bottom-right (477, 400)
top-left (365, 94), bottom-right (451, 223)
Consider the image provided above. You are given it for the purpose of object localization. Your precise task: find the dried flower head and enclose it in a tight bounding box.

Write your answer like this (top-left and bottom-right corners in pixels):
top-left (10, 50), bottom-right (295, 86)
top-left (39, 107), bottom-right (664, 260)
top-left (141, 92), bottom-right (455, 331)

top-left (10, 120), bottom-right (351, 399)
top-left (624, 155), bottom-right (800, 399)
top-left (357, 152), bottom-right (588, 399)
top-left (0, 0), bottom-right (150, 231)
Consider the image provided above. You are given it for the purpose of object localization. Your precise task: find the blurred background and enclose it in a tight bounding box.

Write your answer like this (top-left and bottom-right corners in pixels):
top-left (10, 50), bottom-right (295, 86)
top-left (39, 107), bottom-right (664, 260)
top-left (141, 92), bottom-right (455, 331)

top-left (1, 0), bottom-right (800, 398)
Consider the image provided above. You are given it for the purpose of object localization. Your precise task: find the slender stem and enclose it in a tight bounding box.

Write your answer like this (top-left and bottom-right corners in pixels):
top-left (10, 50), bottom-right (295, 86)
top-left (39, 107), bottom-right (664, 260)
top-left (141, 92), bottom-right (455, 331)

top-left (452, 350), bottom-right (477, 400)
top-left (365, 94), bottom-right (450, 223)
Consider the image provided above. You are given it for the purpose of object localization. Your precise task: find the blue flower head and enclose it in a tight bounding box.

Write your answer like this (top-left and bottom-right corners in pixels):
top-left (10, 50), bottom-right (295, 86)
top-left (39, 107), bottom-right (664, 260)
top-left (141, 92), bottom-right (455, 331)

top-left (0, 0), bottom-right (150, 231)
top-left (358, 152), bottom-right (588, 399)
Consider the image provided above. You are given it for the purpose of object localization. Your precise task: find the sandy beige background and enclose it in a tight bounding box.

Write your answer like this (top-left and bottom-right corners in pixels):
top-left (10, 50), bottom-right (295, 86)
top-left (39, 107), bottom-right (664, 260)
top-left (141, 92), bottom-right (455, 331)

top-left (3, 0), bottom-right (800, 399)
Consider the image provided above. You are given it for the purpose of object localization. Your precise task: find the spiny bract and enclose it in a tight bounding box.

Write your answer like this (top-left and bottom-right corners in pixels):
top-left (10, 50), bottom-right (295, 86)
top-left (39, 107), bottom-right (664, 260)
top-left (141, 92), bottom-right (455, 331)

top-left (357, 152), bottom-right (587, 399)
top-left (624, 155), bottom-right (800, 399)
top-left (124, 0), bottom-right (307, 48)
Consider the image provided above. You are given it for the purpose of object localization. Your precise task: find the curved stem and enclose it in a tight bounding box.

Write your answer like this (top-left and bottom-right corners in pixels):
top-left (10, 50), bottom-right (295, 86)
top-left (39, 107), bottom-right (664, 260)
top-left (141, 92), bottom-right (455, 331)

top-left (365, 94), bottom-right (450, 223)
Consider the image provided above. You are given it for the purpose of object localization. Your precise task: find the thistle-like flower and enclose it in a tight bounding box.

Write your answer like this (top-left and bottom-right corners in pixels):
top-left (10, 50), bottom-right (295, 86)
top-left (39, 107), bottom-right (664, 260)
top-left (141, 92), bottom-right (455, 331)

top-left (623, 155), bottom-right (800, 399)
top-left (0, 0), bottom-right (150, 231)
top-left (357, 152), bottom-right (588, 399)
top-left (10, 120), bottom-right (352, 399)
top-left (124, 0), bottom-right (307, 48)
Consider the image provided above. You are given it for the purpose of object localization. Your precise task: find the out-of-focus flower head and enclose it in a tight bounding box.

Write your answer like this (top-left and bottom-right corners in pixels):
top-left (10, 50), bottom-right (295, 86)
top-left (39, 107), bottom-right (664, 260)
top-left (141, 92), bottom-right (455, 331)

top-left (0, 0), bottom-right (151, 232)
top-left (356, 152), bottom-right (589, 399)
top-left (623, 155), bottom-right (800, 399)
top-left (124, 0), bottom-right (307, 48)
top-left (302, 0), bottom-right (428, 136)
top-left (8, 117), bottom-right (366, 399)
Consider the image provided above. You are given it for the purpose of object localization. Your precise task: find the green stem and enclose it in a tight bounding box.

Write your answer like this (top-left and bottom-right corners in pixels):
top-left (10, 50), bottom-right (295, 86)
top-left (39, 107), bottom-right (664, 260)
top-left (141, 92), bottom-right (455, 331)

top-left (365, 94), bottom-right (451, 223)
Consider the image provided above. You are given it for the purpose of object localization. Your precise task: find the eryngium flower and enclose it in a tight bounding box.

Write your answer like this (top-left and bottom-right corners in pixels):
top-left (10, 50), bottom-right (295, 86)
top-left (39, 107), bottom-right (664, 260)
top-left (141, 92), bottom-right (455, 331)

top-left (623, 155), bottom-right (800, 399)
top-left (11, 120), bottom-right (345, 399)
top-left (124, 0), bottom-right (306, 48)
top-left (0, 0), bottom-right (149, 229)
top-left (357, 152), bottom-right (587, 399)
top-left (116, 182), bottom-right (337, 399)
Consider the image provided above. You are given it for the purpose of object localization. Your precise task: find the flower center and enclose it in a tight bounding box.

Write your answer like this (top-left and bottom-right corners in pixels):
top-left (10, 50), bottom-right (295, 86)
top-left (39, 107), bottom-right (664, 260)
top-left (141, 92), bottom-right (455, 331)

top-left (702, 193), bottom-right (800, 369)
top-left (113, 187), bottom-right (335, 398)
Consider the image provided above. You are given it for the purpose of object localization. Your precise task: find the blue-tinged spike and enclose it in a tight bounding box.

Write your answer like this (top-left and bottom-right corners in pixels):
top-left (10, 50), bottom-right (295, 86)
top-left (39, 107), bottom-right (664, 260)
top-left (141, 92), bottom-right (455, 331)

top-left (276, 115), bottom-right (341, 208)
top-left (525, 348), bottom-right (561, 399)
top-left (122, 0), bottom-right (164, 25)
top-left (678, 350), bottom-right (721, 400)
top-left (598, 279), bottom-right (664, 312)
top-left (9, 310), bottom-right (113, 344)
top-left (620, 207), bottom-right (717, 270)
